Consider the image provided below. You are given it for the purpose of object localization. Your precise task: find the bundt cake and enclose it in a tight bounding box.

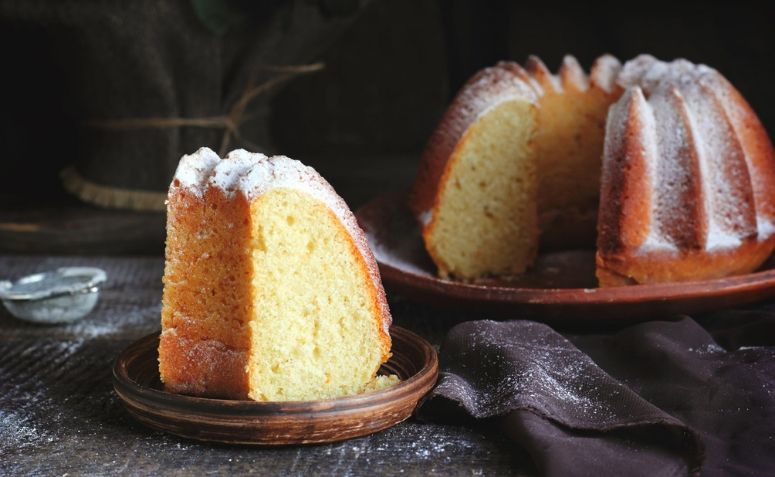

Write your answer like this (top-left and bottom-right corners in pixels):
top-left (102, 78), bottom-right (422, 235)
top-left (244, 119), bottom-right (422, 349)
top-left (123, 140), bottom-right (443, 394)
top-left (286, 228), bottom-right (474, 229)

top-left (410, 54), bottom-right (623, 280)
top-left (597, 55), bottom-right (775, 286)
top-left (411, 54), bottom-right (775, 286)
top-left (409, 61), bottom-right (541, 279)
top-left (159, 147), bottom-right (395, 401)
top-left (527, 55), bottom-right (624, 250)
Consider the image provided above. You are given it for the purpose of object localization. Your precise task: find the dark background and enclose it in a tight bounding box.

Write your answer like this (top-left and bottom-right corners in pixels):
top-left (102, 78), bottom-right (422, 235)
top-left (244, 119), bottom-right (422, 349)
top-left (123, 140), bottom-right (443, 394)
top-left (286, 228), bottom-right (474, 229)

top-left (0, 0), bottom-right (773, 253)
top-left (1, 4), bottom-right (774, 475)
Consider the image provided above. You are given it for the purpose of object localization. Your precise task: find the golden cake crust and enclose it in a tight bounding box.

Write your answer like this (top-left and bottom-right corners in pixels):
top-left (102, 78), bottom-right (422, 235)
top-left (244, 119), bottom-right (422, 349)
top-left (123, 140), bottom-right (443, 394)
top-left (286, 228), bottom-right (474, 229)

top-left (159, 148), bottom-right (392, 399)
top-left (526, 55), bottom-right (623, 249)
top-left (408, 61), bottom-right (539, 223)
top-left (597, 56), bottom-right (775, 286)
top-left (410, 55), bottom-right (622, 280)
top-left (411, 54), bottom-right (775, 286)
top-left (408, 62), bottom-right (540, 278)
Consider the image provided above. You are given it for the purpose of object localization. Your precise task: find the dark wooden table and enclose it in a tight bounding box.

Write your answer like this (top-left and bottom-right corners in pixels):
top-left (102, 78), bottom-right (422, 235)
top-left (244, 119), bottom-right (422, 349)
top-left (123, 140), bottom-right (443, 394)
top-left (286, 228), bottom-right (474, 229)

top-left (0, 255), bottom-right (534, 476)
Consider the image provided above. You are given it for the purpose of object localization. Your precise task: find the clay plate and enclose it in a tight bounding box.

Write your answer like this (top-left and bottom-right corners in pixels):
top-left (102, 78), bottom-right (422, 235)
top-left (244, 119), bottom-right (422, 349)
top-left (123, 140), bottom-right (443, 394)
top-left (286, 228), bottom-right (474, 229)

top-left (356, 193), bottom-right (775, 325)
top-left (113, 326), bottom-right (438, 445)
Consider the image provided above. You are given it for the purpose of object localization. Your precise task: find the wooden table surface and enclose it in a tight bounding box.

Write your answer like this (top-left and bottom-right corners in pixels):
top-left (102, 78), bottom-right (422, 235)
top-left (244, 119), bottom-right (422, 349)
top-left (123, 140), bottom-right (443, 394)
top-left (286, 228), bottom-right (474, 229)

top-left (0, 255), bottom-right (535, 476)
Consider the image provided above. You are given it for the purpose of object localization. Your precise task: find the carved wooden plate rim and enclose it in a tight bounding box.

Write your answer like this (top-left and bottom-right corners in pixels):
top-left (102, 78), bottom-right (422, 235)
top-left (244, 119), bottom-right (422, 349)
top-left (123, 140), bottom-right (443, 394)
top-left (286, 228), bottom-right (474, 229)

top-left (355, 192), bottom-right (775, 322)
top-left (113, 326), bottom-right (439, 445)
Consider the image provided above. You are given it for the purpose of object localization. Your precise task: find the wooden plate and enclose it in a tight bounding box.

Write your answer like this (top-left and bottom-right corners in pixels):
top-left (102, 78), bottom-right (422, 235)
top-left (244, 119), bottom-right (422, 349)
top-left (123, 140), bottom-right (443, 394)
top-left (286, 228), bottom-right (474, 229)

top-left (113, 326), bottom-right (438, 445)
top-left (356, 193), bottom-right (775, 324)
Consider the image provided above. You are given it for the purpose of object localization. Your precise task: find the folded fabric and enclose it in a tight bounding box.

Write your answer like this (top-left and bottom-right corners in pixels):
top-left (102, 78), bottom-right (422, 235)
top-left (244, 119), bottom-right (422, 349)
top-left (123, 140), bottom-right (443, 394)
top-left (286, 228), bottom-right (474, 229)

top-left (418, 313), bottom-right (775, 476)
top-left (570, 314), bottom-right (775, 476)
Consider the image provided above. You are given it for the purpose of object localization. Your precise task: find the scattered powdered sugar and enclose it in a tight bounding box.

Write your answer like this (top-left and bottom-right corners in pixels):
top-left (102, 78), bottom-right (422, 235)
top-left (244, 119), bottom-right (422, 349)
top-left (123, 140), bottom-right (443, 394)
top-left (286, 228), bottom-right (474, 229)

top-left (640, 89), bottom-right (680, 252)
top-left (0, 411), bottom-right (53, 449)
top-left (708, 75), bottom-right (775, 238)
top-left (0, 339), bottom-right (87, 455)
top-left (65, 319), bottom-right (133, 338)
top-left (648, 79), bottom-right (711, 252)
top-left (682, 71), bottom-right (753, 249)
top-left (688, 343), bottom-right (726, 354)
top-left (758, 218), bottom-right (775, 240)
top-left (347, 425), bottom-right (478, 462)
top-left (432, 321), bottom-right (637, 427)
top-left (369, 242), bottom-right (427, 276)
top-left (24, 301), bottom-right (162, 339)
top-left (418, 209), bottom-right (432, 227)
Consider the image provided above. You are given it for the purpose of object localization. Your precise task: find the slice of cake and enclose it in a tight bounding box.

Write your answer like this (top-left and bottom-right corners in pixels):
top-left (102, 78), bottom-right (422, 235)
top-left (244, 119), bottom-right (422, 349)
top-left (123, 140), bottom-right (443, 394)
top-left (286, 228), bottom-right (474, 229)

top-left (409, 62), bottom-right (541, 279)
top-left (159, 148), bottom-right (394, 401)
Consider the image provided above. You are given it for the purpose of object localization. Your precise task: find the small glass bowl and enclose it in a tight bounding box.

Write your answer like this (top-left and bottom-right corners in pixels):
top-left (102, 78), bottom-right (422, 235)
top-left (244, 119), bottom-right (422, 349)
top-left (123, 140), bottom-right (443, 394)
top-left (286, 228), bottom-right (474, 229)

top-left (0, 267), bottom-right (107, 324)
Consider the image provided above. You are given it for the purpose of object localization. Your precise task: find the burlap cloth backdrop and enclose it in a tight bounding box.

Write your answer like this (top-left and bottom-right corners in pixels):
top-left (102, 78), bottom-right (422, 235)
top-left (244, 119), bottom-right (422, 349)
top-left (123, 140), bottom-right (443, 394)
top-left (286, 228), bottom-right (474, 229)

top-left (0, 0), bottom-right (364, 211)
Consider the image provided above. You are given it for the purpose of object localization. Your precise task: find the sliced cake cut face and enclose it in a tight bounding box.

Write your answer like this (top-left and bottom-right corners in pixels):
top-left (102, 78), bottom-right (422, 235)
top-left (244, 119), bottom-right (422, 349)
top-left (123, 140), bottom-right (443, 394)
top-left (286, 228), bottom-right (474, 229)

top-left (425, 98), bottom-right (539, 279)
top-left (410, 56), bottom-right (622, 280)
top-left (597, 55), bottom-right (775, 286)
top-left (159, 148), bottom-right (393, 401)
top-left (410, 62), bottom-right (541, 280)
top-left (247, 187), bottom-right (391, 400)
top-left (527, 55), bottom-right (622, 249)
top-left (413, 53), bottom-right (775, 286)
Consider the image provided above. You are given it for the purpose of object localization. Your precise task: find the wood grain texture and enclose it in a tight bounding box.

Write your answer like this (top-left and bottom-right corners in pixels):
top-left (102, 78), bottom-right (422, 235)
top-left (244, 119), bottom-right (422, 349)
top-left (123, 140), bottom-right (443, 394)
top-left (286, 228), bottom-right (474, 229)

top-left (0, 203), bottom-right (165, 255)
top-left (356, 193), bottom-right (775, 325)
top-left (0, 255), bottom-right (535, 476)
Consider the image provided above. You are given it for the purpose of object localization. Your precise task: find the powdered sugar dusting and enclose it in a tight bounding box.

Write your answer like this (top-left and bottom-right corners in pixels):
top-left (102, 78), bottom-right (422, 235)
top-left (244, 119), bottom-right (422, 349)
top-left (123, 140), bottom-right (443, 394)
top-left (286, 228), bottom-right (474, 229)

top-left (560, 55), bottom-right (590, 91)
top-left (612, 55), bottom-right (768, 252)
top-left (418, 209), bottom-right (432, 227)
top-left (170, 148), bottom-right (392, 334)
top-left (759, 218), bottom-right (775, 239)
top-left (1, 339), bottom-right (86, 454)
top-left (209, 151), bottom-right (267, 196)
top-left (1, 409), bottom-right (53, 450)
top-left (526, 56), bottom-right (564, 93)
top-left (590, 54), bottom-right (622, 93)
top-left (706, 73), bottom-right (775, 239)
top-left (454, 62), bottom-right (539, 125)
top-left (429, 320), bottom-right (674, 429)
top-left (173, 147), bottom-right (220, 196)
top-left (638, 88), bottom-right (679, 252)
top-left (687, 79), bottom-right (755, 249)
top-left (688, 343), bottom-right (725, 354)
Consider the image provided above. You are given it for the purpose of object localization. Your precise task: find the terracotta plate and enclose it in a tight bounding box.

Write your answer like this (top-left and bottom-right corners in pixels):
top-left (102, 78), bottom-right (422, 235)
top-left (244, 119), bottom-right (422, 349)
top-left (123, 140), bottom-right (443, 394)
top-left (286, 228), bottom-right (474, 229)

top-left (356, 193), bottom-right (775, 324)
top-left (113, 326), bottom-right (438, 445)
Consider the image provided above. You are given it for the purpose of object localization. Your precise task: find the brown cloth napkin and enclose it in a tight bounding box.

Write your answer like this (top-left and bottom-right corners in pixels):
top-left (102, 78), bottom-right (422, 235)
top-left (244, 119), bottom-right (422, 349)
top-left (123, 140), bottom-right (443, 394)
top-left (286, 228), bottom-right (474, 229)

top-left (417, 310), bottom-right (775, 476)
